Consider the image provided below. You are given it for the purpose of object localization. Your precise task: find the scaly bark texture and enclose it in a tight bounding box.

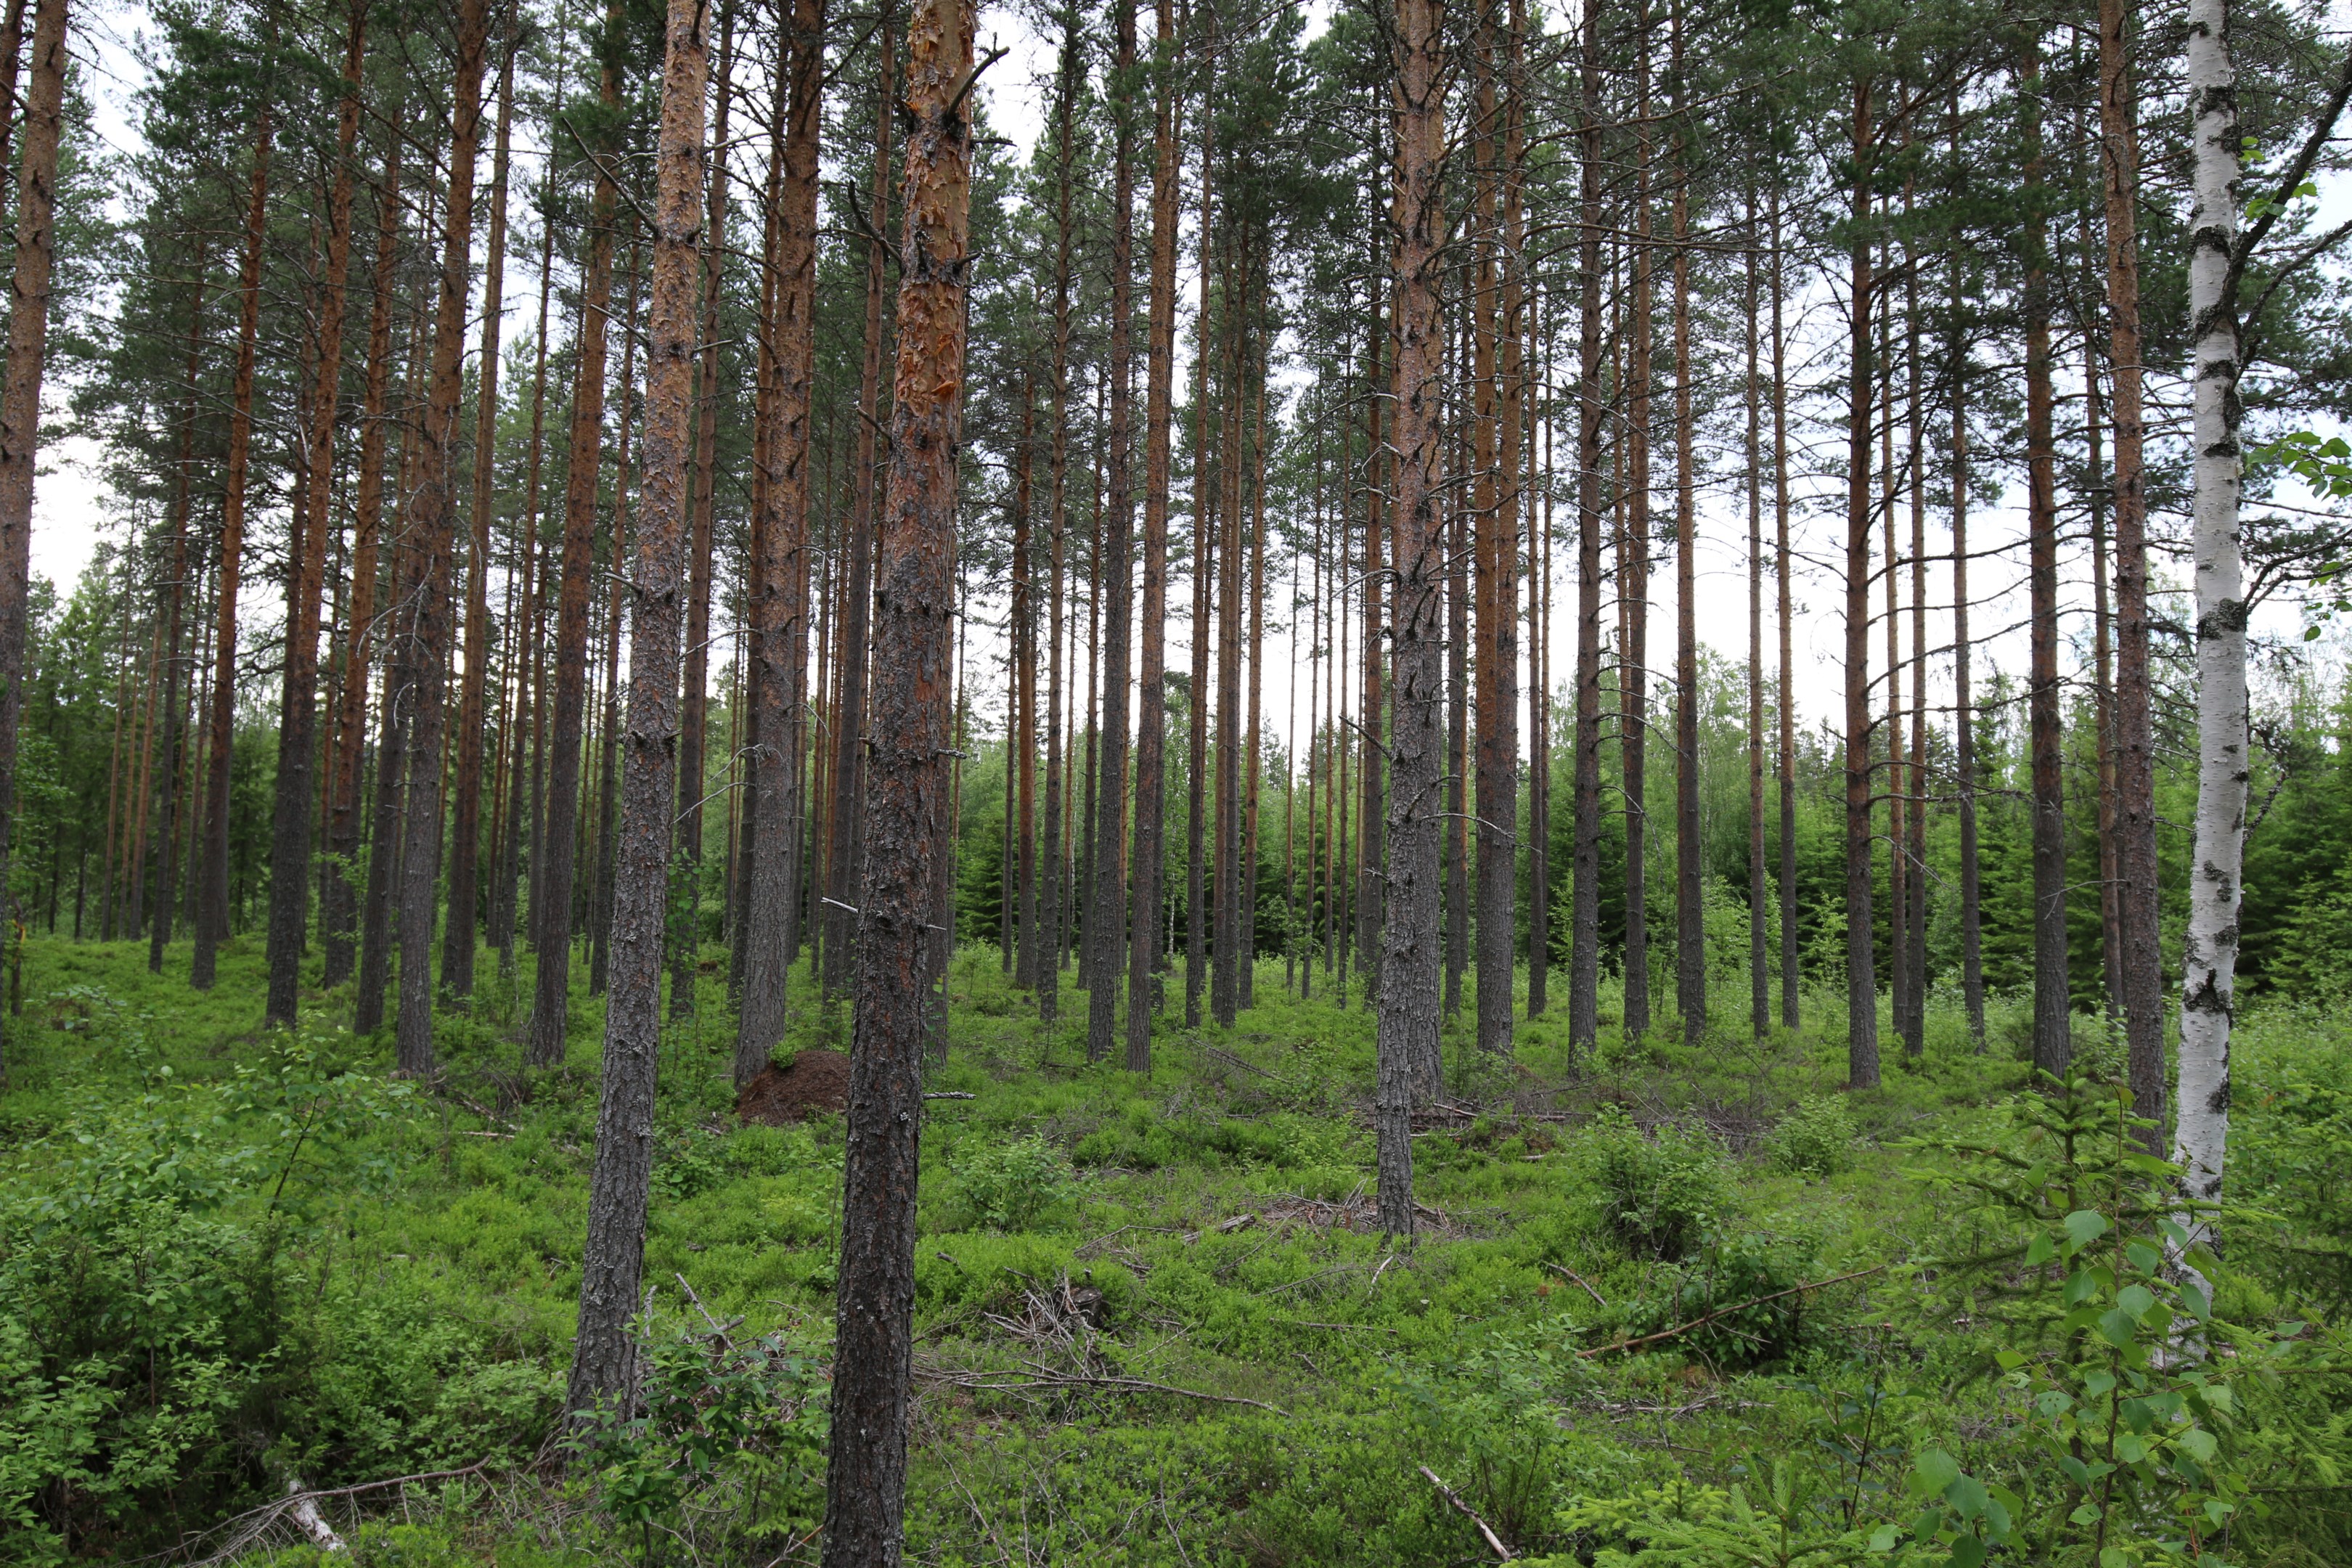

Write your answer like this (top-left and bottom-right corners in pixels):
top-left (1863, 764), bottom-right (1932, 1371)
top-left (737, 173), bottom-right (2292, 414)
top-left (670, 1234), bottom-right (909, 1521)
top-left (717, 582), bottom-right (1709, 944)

top-left (266, 0), bottom-right (366, 1027)
top-left (736, 0), bottom-right (825, 1085)
top-left (1376, 0), bottom-right (1443, 1237)
top-left (391, 0), bottom-right (489, 1077)
top-left (821, 0), bottom-right (973, 1555)
top-left (566, 0), bottom-right (709, 1418)
top-left (0, 0), bottom-right (62, 1068)
top-left (2177, 0), bottom-right (2241, 1233)
top-left (530, 2), bottom-right (626, 1067)
top-left (1473, 11), bottom-right (1519, 1058)
top-left (1670, 9), bottom-right (1702, 1037)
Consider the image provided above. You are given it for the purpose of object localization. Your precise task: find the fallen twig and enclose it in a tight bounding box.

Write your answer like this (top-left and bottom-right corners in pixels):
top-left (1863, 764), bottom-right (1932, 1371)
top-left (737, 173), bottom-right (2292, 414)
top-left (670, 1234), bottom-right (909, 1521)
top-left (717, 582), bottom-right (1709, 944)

top-left (921, 1365), bottom-right (1290, 1416)
top-left (192, 1462), bottom-right (491, 1564)
top-left (1546, 1262), bottom-right (1608, 1307)
top-left (1418, 1464), bottom-right (1514, 1560)
top-left (1576, 1265), bottom-right (1888, 1360)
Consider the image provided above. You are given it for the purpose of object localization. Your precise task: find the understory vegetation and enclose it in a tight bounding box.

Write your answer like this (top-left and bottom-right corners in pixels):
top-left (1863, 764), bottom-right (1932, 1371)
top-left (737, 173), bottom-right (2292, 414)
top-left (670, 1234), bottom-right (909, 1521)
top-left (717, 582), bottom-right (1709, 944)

top-left (4, 937), bottom-right (2348, 1566)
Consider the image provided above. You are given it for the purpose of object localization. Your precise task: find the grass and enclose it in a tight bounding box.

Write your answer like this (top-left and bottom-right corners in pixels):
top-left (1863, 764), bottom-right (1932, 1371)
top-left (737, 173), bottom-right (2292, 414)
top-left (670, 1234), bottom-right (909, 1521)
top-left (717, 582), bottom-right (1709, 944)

top-left (1, 931), bottom-right (2346, 1566)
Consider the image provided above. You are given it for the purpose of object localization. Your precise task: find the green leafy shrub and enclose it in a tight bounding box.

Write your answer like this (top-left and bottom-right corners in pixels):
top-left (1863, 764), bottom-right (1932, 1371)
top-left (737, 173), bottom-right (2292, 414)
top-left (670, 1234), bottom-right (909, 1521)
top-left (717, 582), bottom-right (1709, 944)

top-left (1766, 1094), bottom-right (1857, 1178)
top-left (570, 1311), bottom-right (827, 1559)
top-left (1621, 1233), bottom-right (1812, 1371)
top-left (1585, 1105), bottom-right (1727, 1261)
top-left (952, 1133), bottom-right (1077, 1231)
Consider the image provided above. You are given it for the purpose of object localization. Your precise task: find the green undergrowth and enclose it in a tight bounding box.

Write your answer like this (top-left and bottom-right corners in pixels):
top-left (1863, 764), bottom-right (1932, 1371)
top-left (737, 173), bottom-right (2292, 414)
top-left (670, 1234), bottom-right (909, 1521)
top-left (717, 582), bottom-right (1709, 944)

top-left (1, 936), bottom-right (2348, 1565)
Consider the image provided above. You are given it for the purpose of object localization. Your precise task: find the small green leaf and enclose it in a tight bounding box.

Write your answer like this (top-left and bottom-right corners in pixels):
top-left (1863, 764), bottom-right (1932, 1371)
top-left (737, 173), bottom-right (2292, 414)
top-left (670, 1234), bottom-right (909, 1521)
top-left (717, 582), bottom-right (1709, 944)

top-left (2124, 1240), bottom-right (2163, 1274)
top-left (1945, 1476), bottom-right (1989, 1520)
top-left (2064, 1209), bottom-right (2110, 1249)
top-left (1995, 1349), bottom-right (2028, 1371)
top-left (2117, 1283), bottom-right (2157, 1320)
top-left (2099, 1308), bottom-right (2139, 1348)
top-left (1869, 1524), bottom-right (1900, 1554)
top-left (1948, 1535), bottom-right (1986, 1568)
top-left (2179, 1426), bottom-right (2218, 1462)
top-left (1911, 1448), bottom-right (1962, 1498)
top-left (2025, 1233), bottom-right (2056, 1267)
top-left (2100, 1548), bottom-right (2128, 1568)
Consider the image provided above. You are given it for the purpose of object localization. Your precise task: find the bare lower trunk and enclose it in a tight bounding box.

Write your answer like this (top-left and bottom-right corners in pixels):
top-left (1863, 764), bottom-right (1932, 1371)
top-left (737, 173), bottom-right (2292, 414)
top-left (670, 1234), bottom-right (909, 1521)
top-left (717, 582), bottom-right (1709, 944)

top-left (1670, 9), bottom-right (1701, 1037)
top-left (2021, 38), bottom-right (2070, 1083)
top-left (2176, 0), bottom-right (2241, 1233)
top-left (820, 0), bottom-right (973, 1553)
top-left (1376, 0), bottom-right (1442, 1236)
top-left (1842, 78), bottom-right (1878, 1089)
top-left (567, 0), bottom-right (709, 1418)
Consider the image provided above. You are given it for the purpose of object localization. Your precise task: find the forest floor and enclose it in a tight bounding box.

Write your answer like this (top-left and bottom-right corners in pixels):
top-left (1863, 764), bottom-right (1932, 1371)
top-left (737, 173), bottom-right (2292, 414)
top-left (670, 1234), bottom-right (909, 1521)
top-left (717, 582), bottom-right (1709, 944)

top-left (3, 934), bottom-right (2350, 1567)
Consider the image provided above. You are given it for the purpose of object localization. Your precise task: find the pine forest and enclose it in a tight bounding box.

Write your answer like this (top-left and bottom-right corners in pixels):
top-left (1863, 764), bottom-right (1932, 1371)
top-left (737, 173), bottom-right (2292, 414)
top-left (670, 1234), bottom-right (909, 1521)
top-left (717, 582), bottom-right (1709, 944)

top-left (8, 0), bottom-right (2352, 1558)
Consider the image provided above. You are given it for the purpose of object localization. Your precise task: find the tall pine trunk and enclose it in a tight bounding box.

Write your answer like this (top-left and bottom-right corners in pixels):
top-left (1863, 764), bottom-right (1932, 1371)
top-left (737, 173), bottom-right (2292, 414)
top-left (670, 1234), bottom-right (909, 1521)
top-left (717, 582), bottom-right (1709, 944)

top-left (192, 75), bottom-right (273, 992)
top-left (1670, 6), bottom-right (1701, 1036)
top-left (568, 0), bottom-right (710, 1416)
top-left (737, 0), bottom-right (825, 1083)
top-left (1842, 77), bottom-right (1878, 1088)
top-left (1567, 0), bottom-right (1603, 1058)
top-left (391, 0), bottom-right (490, 1075)
top-left (266, 0), bottom-right (367, 1025)
top-left (1377, 0), bottom-right (1442, 1235)
top-left (529, 1), bottom-right (626, 1066)
top-left (820, 0), bottom-right (973, 1550)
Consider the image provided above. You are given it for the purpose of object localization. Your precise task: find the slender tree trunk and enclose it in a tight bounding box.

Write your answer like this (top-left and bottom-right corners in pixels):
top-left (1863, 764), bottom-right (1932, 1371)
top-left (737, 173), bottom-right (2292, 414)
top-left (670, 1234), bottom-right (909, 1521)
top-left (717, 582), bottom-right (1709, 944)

top-left (590, 232), bottom-right (642, 995)
top-left (2087, 343), bottom-right (2122, 1020)
top-left (1184, 28), bottom-right (1215, 1031)
top-left (671, 6), bottom-right (735, 1019)
top-left (2176, 0), bottom-right (2242, 1229)
top-left (148, 254), bottom-right (208, 973)
top-left (1773, 180), bottom-right (1797, 1032)
top-left (442, 28), bottom-right (512, 1003)
top-left (1744, 192), bottom-right (1767, 1040)
top-left (1241, 348), bottom-right (1267, 1010)
top-left (822, 117), bottom-right (889, 1002)
top-left (1357, 278), bottom-right (1385, 1008)
top-left (1212, 284), bottom-right (1243, 1028)
top-left (2021, 38), bottom-right (2070, 1082)
top-left (568, 0), bottom-right (710, 1417)
top-left (2102, 0), bottom-right (2164, 1143)
top-left (1948, 92), bottom-right (1983, 1046)
top-left (1474, 8), bottom-right (1520, 1057)
top-left (1569, 0), bottom-right (1604, 1058)
top-left (1622, 20), bottom-right (1654, 1045)
top-left (1378, 0), bottom-right (1443, 1234)
top-left (1903, 229), bottom-right (1927, 1057)
top-left (530, 1), bottom-right (626, 1066)
top-left (192, 75), bottom-right (273, 992)
top-left (1010, 379), bottom-right (1037, 985)
top-left (738, 0), bottom-right (825, 1082)
top-left (1842, 76), bottom-right (1879, 1088)
top-left (391, 0), bottom-right (490, 1074)
top-left (1127, 0), bottom-right (1180, 1070)
top-left (265, 0), bottom-right (367, 1024)
top-left (0, 0), bottom-right (50, 1012)
top-left (1670, 6), bottom-right (1702, 1037)
top-left (820, 0), bottom-right (972, 1550)
top-left (1087, 0), bottom-right (1135, 1061)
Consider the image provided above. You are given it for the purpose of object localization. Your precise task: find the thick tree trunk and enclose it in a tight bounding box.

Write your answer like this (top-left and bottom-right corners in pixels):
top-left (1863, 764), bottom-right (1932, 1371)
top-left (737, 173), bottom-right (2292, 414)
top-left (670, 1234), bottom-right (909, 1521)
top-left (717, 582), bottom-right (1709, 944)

top-left (529, 3), bottom-right (625, 1066)
top-left (442, 34), bottom-right (513, 1003)
top-left (2021, 39), bottom-right (2070, 1083)
top-left (736, 0), bottom-right (825, 1084)
top-left (1842, 77), bottom-right (1878, 1089)
top-left (192, 81), bottom-right (272, 993)
top-left (1568, 0), bottom-right (1603, 1058)
top-left (266, 0), bottom-right (367, 1026)
top-left (567, 0), bottom-right (709, 1418)
top-left (1127, 0), bottom-right (1181, 1071)
top-left (391, 0), bottom-right (490, 1075)
top-left (1377, 0), bottom-right (1442, 1235)
top-left (2176, 0), bottom-right (2241, 1229)
top-left (2102, 0), bottom-right (2165, 1143)
top-left (820, 0), bottom-right (972, 1551)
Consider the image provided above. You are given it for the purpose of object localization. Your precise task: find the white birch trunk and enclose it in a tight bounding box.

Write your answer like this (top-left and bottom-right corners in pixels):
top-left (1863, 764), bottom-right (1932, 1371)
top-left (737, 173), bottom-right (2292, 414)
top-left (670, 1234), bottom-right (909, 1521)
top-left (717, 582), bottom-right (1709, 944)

top-left (2176, 0), bottom-right (2242, 1250)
